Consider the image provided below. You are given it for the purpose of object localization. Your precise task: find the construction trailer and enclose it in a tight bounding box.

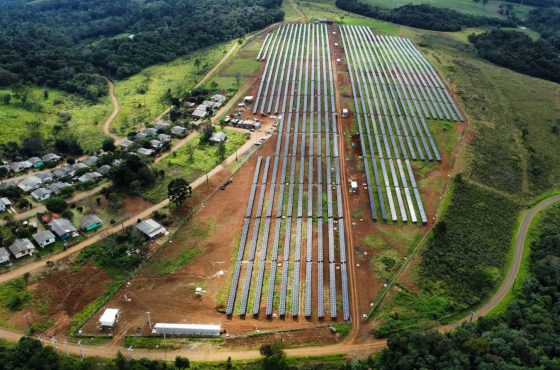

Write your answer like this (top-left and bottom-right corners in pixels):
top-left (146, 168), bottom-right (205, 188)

top-left (153, 323), bottom-right (221, 337)
top-left (341, 108), bottom-right (349, 118)
top-left (99, 308), bottom-right (120, 328)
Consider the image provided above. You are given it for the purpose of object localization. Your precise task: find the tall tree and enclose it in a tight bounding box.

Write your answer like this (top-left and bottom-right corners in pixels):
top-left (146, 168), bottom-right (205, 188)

top-left (168, 178), bottom-right (192, 206)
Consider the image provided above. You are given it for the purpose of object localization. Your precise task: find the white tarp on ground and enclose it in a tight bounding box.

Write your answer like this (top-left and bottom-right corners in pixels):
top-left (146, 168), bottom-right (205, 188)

top-left (99, 308), bottom-right (119, 327)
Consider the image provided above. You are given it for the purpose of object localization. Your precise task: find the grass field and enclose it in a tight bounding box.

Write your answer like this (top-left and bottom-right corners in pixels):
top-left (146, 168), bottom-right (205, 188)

top-left (0, 87), bottom-right (111, 152)
top-left (359, 0), bottom-right (534, 20)
top-left (111, 40), bottom-right (237, 135)
top-left (142, 129), bottom-right (249, 203)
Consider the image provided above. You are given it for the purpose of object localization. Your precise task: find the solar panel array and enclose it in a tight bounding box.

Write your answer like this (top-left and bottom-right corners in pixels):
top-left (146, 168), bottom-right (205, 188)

top-left (340, 25), bottom-right (464, 224)
top-left (227, 24), bottom-right (350, 321)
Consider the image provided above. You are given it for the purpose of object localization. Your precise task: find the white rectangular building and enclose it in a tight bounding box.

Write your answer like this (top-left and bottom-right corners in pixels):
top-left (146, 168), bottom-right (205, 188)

top-left (153, 323), bottom-right (221, 337)
top-left (99, 308), bottom-right (120, 327)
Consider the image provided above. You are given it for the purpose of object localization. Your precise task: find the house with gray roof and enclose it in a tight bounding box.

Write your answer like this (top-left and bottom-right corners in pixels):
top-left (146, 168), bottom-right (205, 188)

top-left (78, 171), bottom-right (102, 183)
top-left (137, 219), bottom-right (167, 239)
top-left (52, 167), bottom-right (70, 179)
top-left (28, 157), bottom-right (44, 168)
top-left (150, 140), bottom-right (163, 149)
top-left (0, 247), bottom-right (9, 264)
top-left (97, 165), bottom-right (111, 176)
top-left (155, 121), bottom-right (171, 131)
top-left (209, 132), bottom-right (227, 144)
top-left (42, 153), bottom-right (61, 162)
top-left (82, 156), bottom-right (99, 166)
top-left (36, 171), bottom-right (54, 183)
top-left (158, 134), bottom-right (171, 143)
top-left (170, 126), bottom-right (187, 137)
top-left (10, 161), bottom-right (28, 173)
top-left (137, 148), bottom-right (154, 156)
top-left (135, 132), bottom-right (148, 141)
top-left (31, 187), bottom-right (52, 202)
top-left (80, 214), bottom-right (103, 231)
top-left (32, 230), bottom-right (56, 248)
top-left (8, 239), bottom-right (35, 259)
top-left (47, 182), bottom-right (72, 195)
top-left (143, 127), bottom-right (158, 136)
top-left (18, 176), bottom-right (43, 192)
top-left (48, 218), bottom-right (78, 240)
top-left (120, 139), bottom-right (135, 150)
top-left (0, 198), bottom-right (11, 212)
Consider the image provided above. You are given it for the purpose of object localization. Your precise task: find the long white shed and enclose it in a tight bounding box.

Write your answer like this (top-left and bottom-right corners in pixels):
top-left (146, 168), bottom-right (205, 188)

top-left (153, 323), bottom-right (221, 337)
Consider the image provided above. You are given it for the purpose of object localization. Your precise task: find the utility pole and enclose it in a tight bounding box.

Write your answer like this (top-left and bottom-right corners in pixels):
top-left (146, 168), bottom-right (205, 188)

top-left (78, 340), bottom-right (84, 360)
top-left (128, 346), bottom-right (134, 359)
top-left (63, 340), bottom-right (69, 357)
top-left (146, 311), bottom-right (152, 330)
top-left (24, 312), bottom-right (31, 331)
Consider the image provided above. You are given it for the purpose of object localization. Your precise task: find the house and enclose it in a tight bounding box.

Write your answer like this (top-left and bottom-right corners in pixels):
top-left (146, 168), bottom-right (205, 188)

top-left (135, 132), bottom-right (148, 141)
top-left (47, 182), bottom-right (72, 195)
top-left (80, 214), bottom-right (103, 231)
top-left (70, 162), bottom-right (89, 172)
top-left (170, 126), bottom-right (188, 137)
top-left (32, 230), bottom-right (56, 248)
top-left (48, 218), bottom-right (78, 240)
top-left (97, 165), bottom-right (111, 176)
top-left (77, 172), bottom-right (102, 183)
top-left (211, 94), bottom-right (227, 104)
top-left (155, 121), bottom-right (171, 131)
top-left (0, 198), bottom-right (11, 212)
top-left (150, 140), bottom-right (163, 149)
top-left (192, 108), bottom-right (208, 120)
top-left (238, 119), bottom-right (261, 131)
top-left (36, 171), bottom-right (54, 183)
top-left (82, 156), bottom-right (99, 166)
top-left (10, 161), bottom-right (28, 173)
top-left (137, 219), bottom-right (167, 239)
top-left (157, 134), bottom-right (171, 143)
top-left (120, 139), bottom-right (135, 150)
top-left (42, 153), bottom-right (61, 163)
top-left (0, 247), bottom-right (9, 264)
top-left (137, 148), bottom-right (154, 156)
top-left (209, 132), bottom-right (227, 144)
top-left (31, 187), bottom-right (52, 202)
top-left (144, 127), bottom-right (158, 136)
top-left (18, 176), bottom-right (43, 192)
top-left (28, 157), bottom-right (44, 168)
top-left (8, 238), bottom-right (35, 259)
top-left (52, 167), bottom-right (70, 179)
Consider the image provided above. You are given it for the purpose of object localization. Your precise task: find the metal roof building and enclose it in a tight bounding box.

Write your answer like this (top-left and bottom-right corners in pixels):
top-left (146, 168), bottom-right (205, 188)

top-left (153, 323), bottom-right (221, 337)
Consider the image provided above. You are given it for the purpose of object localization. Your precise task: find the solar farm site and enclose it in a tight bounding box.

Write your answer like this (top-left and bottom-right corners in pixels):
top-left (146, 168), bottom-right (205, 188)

top-left (225, 23), bottom-right (463, 323)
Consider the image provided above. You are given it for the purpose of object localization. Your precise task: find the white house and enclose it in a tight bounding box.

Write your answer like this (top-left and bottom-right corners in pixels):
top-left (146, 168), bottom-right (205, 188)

top-left (137, 219), bottom-right (167, 239)
top-left (0, 198), bottom-right (11, 212)
top-left (8, 239), bottom-right (36, 259)
top-left (32, 230), bottom-right (56, 248)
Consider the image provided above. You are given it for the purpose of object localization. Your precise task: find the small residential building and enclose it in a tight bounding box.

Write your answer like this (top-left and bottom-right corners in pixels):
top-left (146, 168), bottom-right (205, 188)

top-left (211, 94), bottom-right (227, 104)
top-left (42, 153), bottom-right (61, 162)
top-left (52, 167), bottom-right (70, 179)
top-left (137, 148), bottom-right (154, 156)
top-left (47, 182), bottom-right (72, 195)
top-left (80, 214), bottom-right (103, 231)
top-left (36, 171), bottom-right (54, 183)
top-left (99, 308), bottom-right (120, 328)
top-left (135, 132), bottom-right (148, 141)
top-left (28, 157), bottom-right (44, 168)
top-left (120, 139), bottom-right (135, 150)
top-left (10, 161), bottom-right (28, 173)
top-left (82, 156), bottom-right (99, 166)
top-left (170, 126), bottom-right (188, 137)
top-left (31, 187), bottom-right (52, 202)
top-left (192, 108), bottom-right (208, 120)
top-left (203, 100), bottom-right (221, 109)
top-left (8, 238), bottom-right (35, 259)
top-left (150, 139), bottom-right (163, 149)
top-left (144, 127), bottom-right (158, 136)
top-left (209, 132), bottom-right (227, 144)
top-left (97, 165), bottom-right (111, 176)
top-left (155, 121), bottom-right (171, 132)
top-left (78, 172), bottom-right (102, 183)
top-left (238, 119), bottom-right (261, 130)
top-left (18, 176), bottom-right (43, 192)
top-left (157, 134), bottom-right (171, 143)
top-left (32, 230), bottom-right (56, 248)
top-left (70, 162), bottom-right (89, 172)
top-left (137, 219), bottom-right (167, 239)
top-left (48, 218), bottom-right (78, 240)
top-left (0, 247), bottom-right (9, 264)
top-left (0, 198), bottom-right (11, 212)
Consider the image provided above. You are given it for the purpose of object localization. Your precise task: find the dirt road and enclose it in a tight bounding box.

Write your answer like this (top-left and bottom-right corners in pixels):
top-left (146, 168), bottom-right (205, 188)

top-left (102, 80), bottom-right (122, 143)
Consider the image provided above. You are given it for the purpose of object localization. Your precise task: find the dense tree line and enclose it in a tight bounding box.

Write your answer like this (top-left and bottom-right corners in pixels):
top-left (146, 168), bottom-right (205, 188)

top-left (527, 7), bottom-right (560, 49)
top-left (374, 203), bottom-right (560, 369)
top-left (469, 29), bottom-right (560, 83)
top-left (335, 0), bottom-right (514, 31)
top-left (502, 0), bottom-right (559, 6)
top-left (0, 0), bottom-right (283, 100)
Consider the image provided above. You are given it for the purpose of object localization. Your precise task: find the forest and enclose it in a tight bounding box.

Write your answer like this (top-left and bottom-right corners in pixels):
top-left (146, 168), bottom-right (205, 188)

top-left (0, 0), bottom-right (283, 100)
top-left (335, 0), bottom-right (514, 31)
top-left (373, 203), bottom-right (560, 369)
